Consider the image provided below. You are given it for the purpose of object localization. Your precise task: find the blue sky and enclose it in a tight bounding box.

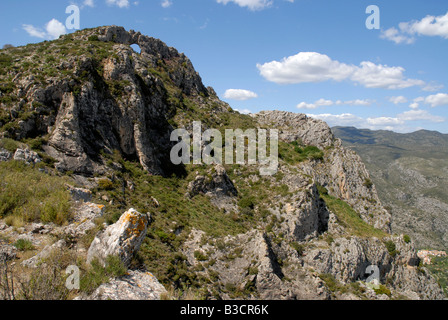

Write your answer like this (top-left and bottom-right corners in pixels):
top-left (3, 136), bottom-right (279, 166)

top-left (1, 0), bottom-right (447, 133)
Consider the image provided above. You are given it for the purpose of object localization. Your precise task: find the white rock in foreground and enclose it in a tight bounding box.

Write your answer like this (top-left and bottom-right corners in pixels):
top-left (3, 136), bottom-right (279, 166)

top-left (86, 208), bottom-right (149, 267)
top-left (86, 270), bottom-right (167, 300)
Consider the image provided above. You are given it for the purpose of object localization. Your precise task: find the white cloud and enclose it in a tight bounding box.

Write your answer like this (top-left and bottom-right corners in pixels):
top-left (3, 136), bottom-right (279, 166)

top-left (45, 19), bottom-right (67, 39)
top-left (306, 113), bottom-right (365, 128)
top-left (307, 110), bottom-right (445, 132)
top-left (161, 0), bottom-right (172, 8)
top-left (424, 93), bottom-right (448, 107)
top-left (398, 109), bottom-right (445, 122)
top-left (83, 0), bottom-right (95, 7)
top-left (400, 11), bottom-right (448, 39)
top-left (257, 52), bottom-right (353, 84)
top-left (235, 108), bottom-right (252, 114)
top-left (381, 11), bottom-right (448, 44)
top-left (380, 27), bottom-right (415, 44)
top-left (216, 0), bottom-right (273, 11)
top-left (297, 98), bottom-right (373, 110)
top-left (409, 102), bottom-right (420, 110)
top-left (23, 19), bottom-right (67, 40)
top-left (22, 24), bottom-right (47, 39)
top-left (350, 61), bottom-right (425, 89)
top-left (257, 52), bottom-right (425, 90)
top-left (422, 82), bottom-right (444, 92)
top-left (223, 89), bottom-right (258, 101)
top-left (367, 117), bottom-right (404, 126)
top-left (338, 99), bottom-right (373, 106)
top-left (389, 96), bottom-right (408, 104)
top-left (106, 0), bottom-right (130, 8)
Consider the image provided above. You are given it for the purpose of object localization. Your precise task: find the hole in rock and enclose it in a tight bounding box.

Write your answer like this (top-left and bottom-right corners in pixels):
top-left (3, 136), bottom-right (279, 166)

top-left (130, 44), bottom-right (141, 54)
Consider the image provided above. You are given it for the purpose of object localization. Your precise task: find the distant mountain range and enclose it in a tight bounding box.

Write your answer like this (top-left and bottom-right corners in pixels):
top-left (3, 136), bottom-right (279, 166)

top-left (333, 126), bottom-right (448, 250)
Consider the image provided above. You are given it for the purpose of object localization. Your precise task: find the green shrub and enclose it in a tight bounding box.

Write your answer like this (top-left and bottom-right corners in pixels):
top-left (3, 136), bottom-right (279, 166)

top-left (98, 178), bottom-right (114, 190)
top-left (374, 284), bottom-right (391, 297)
top-left (238, 196), bottom-right (255, 209)
top-left (317, 184), bottom-right (329, 196)
top-left (88, 35), bottom-right (100, 42)
top-left (290, 242), bottom-right (304, 256)
top-left (403, 234), bottom-right (411, 244)
top-left (80, 255), bottom-right (127, 294)
top-left (13, 238), bottom-right (34, 251)
top-left (363, 178), bottom-right (373, 189)
top-left (319, 273), bottom-right (341, 293)
top-left (384, 240), bottom-right (397, 257)
top-left (0, 138), bottom-right (20, 152)
top-left (194, 250), bottom-right (208, 261)
top-left (0, 53), bottom-right (13, 68)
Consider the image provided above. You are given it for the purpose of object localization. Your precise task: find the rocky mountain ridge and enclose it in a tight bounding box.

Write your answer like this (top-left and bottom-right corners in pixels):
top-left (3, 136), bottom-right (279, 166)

top-left (0, 26), bottom-right (446, 300)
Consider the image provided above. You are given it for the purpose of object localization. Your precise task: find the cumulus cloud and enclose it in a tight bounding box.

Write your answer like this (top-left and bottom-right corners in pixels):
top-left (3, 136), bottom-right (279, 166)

top-left (161, 0), bottom-right (172, 8)
top-left (367, 117), bottom-right (404, 126)
top-left (223, 89), bottom-right (258, 101)
top-left (46, 19), bottom-right (67, 39)
top-left (350, 61), bottom-right (425, 89)
top-left (257, 52), bottom-right (353, 84)
top-left (216, 0), bottom-right (273, 11)
top-left (83, 0), bottom-right (95, 7)
top-left (22, 24), bottom-right (47, 39)
top-left (381, 11), bottom-right (448, 44)
top-left (106, 0), bottom-right (130, 8)
top-left (398, 109), bottom-right (445, 122)
top-left (408, 93), bottom-right (448, 109)
top-left (422, 82), bottom-right (444, 92)
top-left (235, 108), bottom-right (252, 114)
top-left (306, 113), bottom-right (365, 128)
top-left (380, 27), bottom-right (415, 44)
top-left (23, 19), bottom-right (67, 40)
top-left (307, 109), bottom-right (445, 132)
top-left (297, 98), bottom-right (373, 110)
top-left (424, 93), bottom-right (448, 107)
top-left (389, 96), bottom-right (408, 104)
top-left (257, 52), bottom-right (425, 90)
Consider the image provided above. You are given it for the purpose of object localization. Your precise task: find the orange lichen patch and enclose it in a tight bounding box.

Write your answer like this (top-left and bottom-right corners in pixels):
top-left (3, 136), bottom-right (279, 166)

top-left (87, 203), bottom-right (105, 213)
top-left (120, 210), bottom-right (147, 239)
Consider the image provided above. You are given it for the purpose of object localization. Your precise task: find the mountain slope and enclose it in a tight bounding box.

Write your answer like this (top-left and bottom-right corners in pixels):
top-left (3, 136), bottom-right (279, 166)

top-left (332, 126), bottom-right (448, 251)
top-left (0, 26), bottom-right (445, 300)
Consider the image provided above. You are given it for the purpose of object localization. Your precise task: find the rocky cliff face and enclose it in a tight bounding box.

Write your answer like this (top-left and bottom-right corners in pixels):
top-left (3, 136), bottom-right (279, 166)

top-left (1, 26), bottom-right (221, 176)
top-left (0, 26), bottom-right (445, 300)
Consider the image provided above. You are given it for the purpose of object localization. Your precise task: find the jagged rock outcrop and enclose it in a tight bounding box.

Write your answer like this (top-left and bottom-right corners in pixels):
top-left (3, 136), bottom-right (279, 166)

top-left (0, 148), bottom-right (11, 162)
top-left (87, 208), bottom-right (149, 267)
top-left (253, 110), bottom-right (391, 232)
top-left (2, 26), bottom-right (214, 176)
top-left (21, 239), bottom-right (65, 268)
top-left (13, 148), bottom-right (41, 164)
top-left (66, 185), bottom-right (92, 203)
top-left (83, 270), bottom-right (167, 300)
top-left (182, 229), bottom-right (329, 300)
top-left (0, 243), bottom-right (17, 263)
top-left (254, 111), bottom-right (335, 149)
top-left (63, 202), bottom-right (105, 238)
top-left (187, 164), bottom-right (238, 211)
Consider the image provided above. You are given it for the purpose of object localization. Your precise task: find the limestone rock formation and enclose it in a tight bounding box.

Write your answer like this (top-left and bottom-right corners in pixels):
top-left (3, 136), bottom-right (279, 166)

top-left (187, 164), bottom-right (238, 211)
top-left (13, 148), bottom-right (41, 164)
top-left (0, 149), bottom-right (11, 162)
top-left (84, 270), bottom-right (167, 300)
top-left (254, 110), bottom-right (391, 232)
top-left (87, 208), bottom-right (149, 267)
